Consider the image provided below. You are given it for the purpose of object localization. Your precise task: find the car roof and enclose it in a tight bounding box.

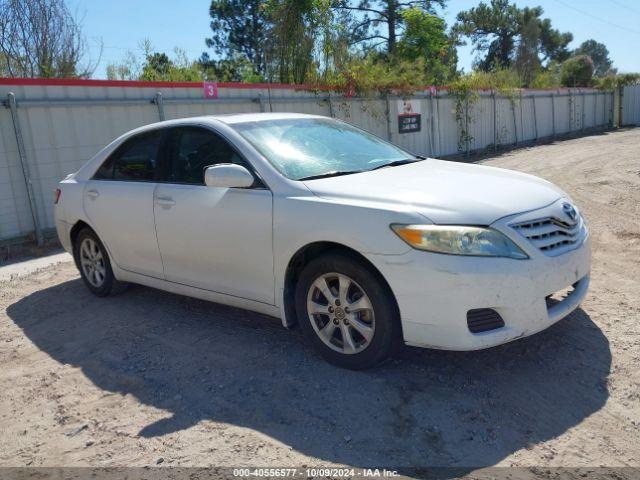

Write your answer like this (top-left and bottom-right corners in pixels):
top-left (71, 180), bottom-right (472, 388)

top-left (117, 113), bottom-right (330, 142)
top-left (214, 112), bottom-right (326, 125)
top-left (149, 112), bottom-right (326, 129)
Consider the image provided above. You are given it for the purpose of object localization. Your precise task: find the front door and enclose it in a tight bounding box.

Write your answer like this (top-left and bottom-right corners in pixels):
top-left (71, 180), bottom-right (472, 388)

top-left (153, 126), bottom-right (274, 304)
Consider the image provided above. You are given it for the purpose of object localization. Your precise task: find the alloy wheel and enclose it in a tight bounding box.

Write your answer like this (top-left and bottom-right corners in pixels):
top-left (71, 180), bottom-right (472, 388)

top-left (79, 237), bottom-right (106, 288)
top-left (306, 272), bottom-right (375, 354)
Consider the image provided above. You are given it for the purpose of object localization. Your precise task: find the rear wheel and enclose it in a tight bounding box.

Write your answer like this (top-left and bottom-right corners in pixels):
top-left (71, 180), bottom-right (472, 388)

top-left (295, 254), bottom-right (401, 369)
top-left (73, 228), bottom-right (124, 296)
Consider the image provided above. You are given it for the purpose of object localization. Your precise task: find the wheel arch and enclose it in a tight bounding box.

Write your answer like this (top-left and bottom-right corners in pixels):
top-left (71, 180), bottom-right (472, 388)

top-left (69, 220), bottom-right (117, 275)
top-left (282, 241), bottom-right (401, 330)
top-left (69, 220), bottom-right (94, 269)
top-left (69, 219), bottom-right (93, 247)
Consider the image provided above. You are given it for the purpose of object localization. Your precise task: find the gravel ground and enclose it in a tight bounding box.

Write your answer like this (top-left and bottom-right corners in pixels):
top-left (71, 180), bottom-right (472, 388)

top-left (0, 128), bottom-right (639, 474)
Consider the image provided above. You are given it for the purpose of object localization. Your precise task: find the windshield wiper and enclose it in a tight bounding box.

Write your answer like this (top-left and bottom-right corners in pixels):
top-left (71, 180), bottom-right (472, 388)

top-left (299, 156), bottom-right (427, 180)
top-left (298, 170), bottom-right (365, 181)
top-left (370, 158), bottom-right (424, 171)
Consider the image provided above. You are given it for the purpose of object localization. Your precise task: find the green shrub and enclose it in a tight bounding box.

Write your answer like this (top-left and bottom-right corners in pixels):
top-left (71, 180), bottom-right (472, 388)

top-left (596, 72), bottom-right (640, 90)
top-left (561, 55), bottom-right (594, 87)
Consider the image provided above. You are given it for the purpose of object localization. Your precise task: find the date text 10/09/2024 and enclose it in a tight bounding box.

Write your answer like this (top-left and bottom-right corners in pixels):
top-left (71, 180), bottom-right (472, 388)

top-left (232, 468), bottom-right (399, 477)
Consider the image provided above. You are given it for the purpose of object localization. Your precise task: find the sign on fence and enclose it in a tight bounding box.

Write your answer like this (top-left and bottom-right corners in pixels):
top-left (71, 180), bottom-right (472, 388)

top-left (397, 99), bottom-right (421, 134)
top-left (203, 82), bottom-right (218, 99)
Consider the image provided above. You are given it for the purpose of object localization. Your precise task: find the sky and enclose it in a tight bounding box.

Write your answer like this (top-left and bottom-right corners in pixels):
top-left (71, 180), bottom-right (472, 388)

top-left (66, 0), bottom-right (640, 80)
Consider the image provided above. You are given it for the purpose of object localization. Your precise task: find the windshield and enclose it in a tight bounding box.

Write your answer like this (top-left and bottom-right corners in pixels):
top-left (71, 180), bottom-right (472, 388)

top-left (232, 118), bottom-right (416, 180)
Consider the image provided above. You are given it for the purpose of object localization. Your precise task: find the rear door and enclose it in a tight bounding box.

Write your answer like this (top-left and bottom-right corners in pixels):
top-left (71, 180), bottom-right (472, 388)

top-left (153, 126), bottom-right (274, 304)
top-left (83, 129), bottom-right (166, 278)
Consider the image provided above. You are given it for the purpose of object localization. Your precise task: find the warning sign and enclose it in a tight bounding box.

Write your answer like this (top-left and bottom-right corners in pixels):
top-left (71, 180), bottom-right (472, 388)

top-left (397, 99), bottom-right (421, 134)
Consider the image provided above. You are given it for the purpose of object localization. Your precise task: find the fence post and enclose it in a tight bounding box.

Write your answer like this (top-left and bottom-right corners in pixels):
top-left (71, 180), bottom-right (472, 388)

top-left (256, 93), bottom-right (266, 113)
top-left (519, 90), bottom-right (524, 143)
top-left (492, 90), bottom-right (497, 152)
top-left (432, 89), bottom-right (440, 157)
top-left (532, 94), bottom-right (538, 141)
top-left (385, 93), bottom-right (392, 141)
top-left (153, 91), bottom-right (165, 121)
top-left (511, 95), bottom-right (518, 146)
top-left (569, 92), bottom-right (573, 132)
top-left (617, 86), bottom-right (624, 127)
top-left (581, 92), bottom-right (586, 131)
top-left (326, 93), bottom-right (334, 118)
top-left (465, 92), bottom-right (470, 157)
top-left (267, 86), bottom-right (273, 112)
top-left (551, 91), bottom-right (556, 138)
top-left (5, 92), bottom-right (43, 246)
top-left (428, 89), bottom-right (435, 157)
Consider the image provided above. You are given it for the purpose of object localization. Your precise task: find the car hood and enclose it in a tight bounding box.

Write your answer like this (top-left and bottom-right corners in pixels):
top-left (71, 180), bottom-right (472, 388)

top-left (302, 159), bottom-right (565, 225)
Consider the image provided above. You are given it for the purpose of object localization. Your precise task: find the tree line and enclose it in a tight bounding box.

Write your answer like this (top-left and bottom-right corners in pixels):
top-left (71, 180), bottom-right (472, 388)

top-left (1, 0), bottom-right (638, 91)
top-left (108, 0), bottom-right (639, 91)
top-left (198, 0), bottom-right (614, 90)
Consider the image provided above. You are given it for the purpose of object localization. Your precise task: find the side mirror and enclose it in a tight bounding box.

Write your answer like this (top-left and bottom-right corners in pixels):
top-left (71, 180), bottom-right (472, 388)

top-left (204, 164), bottom-right (255, 188)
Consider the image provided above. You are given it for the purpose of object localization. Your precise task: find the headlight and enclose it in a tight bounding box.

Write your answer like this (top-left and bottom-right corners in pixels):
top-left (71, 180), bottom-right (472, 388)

top-left (391, 224), bottom-right (528, 259)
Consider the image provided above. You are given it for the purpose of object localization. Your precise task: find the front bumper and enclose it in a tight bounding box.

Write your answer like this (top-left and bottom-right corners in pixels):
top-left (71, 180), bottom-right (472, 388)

top-left (366, 218), bottom-right (591, 351)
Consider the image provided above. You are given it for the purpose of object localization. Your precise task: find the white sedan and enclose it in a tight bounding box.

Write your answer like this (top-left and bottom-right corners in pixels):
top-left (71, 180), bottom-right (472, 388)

top-left (54, 113), bottom-right (590, 369)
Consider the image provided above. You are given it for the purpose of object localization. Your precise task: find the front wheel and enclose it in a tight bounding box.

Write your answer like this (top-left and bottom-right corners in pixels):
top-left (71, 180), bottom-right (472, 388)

top-left (295, 254), bottom-right (401, 369)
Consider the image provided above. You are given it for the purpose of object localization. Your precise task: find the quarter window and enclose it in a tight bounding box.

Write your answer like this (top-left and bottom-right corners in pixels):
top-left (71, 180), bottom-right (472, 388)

top-left (93, 155), bottom-right (114, 180)
top-left (168, 127), bottom-right (246, 185)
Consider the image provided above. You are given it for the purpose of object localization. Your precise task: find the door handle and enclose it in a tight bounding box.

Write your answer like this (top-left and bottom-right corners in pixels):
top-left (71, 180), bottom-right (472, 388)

top-left (155, 197), bottom-right (176, 207)
top-left (86, 189), bottom-right (99, 199)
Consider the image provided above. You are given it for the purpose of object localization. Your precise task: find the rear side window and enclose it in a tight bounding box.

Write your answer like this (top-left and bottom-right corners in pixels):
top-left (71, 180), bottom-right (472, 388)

top-left (167, 127), bottom-right (245, 185)
top-left (94, 130), bottom-right (164, 181)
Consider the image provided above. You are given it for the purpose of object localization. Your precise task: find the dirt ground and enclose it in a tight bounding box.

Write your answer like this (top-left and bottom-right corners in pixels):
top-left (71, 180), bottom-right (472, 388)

top-left (0, 128), bottom-right (639, 473)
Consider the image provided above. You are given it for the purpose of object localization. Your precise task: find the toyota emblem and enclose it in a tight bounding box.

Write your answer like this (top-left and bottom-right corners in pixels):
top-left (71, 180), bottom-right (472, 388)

top-left (562, 202), bottom-right (577, 222)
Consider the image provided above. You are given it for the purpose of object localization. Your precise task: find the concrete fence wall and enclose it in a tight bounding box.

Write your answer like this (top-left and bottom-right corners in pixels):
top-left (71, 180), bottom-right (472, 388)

top-left (0, 79), bottom-right (617, 244)
top-left (622, 84), bottom-right (640, 126)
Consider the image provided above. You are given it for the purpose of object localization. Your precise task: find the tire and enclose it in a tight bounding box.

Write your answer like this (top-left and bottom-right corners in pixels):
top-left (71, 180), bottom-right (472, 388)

top-left (73, 228), bottom-right (126, 297)
top-left (295, 253), bottom-right (402, 369)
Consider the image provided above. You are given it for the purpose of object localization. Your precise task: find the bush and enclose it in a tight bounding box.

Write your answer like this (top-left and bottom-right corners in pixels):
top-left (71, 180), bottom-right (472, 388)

top-left (323, 55), bottom-right (429, 97)
top-left (530, 65), bottom-right (561, 88)
top-left (561, 55), bottom-right (594, 87)
top-left (449, 69), bottom-right (523, 92)
top-left (596, 72), bottom-right (640, 90)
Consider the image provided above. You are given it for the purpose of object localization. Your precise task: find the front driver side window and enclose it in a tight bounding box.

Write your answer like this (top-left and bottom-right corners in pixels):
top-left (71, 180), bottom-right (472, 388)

top-left (168, 127), bottom-right (246, 185)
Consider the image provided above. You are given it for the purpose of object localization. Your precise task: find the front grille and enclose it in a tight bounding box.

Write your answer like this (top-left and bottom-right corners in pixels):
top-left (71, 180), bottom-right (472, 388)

top-left (467, 309), bottom-right (505, 333)
top-left (511, 216), bottom-right (584, 256)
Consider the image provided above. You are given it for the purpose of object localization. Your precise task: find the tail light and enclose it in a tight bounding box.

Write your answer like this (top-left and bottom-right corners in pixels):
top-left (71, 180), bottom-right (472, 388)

top-left (54, 188), bottom-right (61, 204)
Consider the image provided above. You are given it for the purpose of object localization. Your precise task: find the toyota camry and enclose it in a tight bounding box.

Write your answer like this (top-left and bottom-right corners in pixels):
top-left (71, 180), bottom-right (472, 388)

top-left (54, 113), bottom-right (590, 369)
